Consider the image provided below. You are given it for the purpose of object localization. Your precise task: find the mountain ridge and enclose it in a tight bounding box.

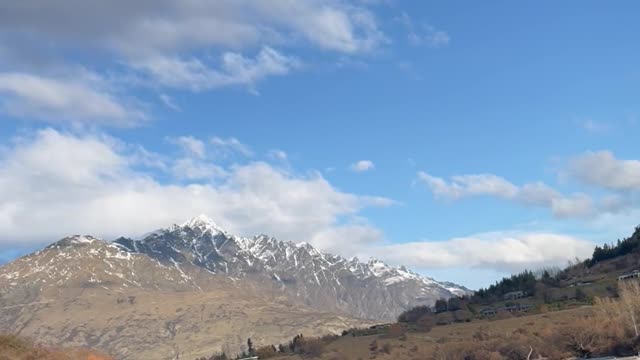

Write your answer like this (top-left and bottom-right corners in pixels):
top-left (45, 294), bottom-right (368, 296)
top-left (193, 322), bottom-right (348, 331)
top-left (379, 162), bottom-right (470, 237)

top-left (112, 215), bottom-right (471, 320)
top-left (0, 215), bottom-right (471, 359)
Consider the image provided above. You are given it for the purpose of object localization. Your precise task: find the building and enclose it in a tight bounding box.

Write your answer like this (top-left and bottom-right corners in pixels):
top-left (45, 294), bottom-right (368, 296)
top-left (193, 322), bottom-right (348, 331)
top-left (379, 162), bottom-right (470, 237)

top-left (618, 270), bottom-right (640, 281)
top-left (369, 323), bottom-right (392, 330)
top-left (480, 303), bottom-right (533, 317)
top-left (503, 290), bottom-right (525, 300)
top-left (480, 308), bottom-right (496, 317)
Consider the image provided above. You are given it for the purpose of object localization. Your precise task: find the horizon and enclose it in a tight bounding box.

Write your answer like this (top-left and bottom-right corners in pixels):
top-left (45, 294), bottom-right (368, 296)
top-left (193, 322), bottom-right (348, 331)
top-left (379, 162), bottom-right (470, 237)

top-left (2, 1), bottom-right (640, 289)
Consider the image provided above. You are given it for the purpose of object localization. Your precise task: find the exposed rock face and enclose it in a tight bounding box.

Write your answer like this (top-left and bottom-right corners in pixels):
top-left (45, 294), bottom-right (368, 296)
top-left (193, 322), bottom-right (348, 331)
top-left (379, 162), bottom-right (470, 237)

top-left (113, 215), bottom-right (470, 320)
top-left (0, 235), bottom-right (368, 360)
top-left (0, 215), bottom-right (470, 359)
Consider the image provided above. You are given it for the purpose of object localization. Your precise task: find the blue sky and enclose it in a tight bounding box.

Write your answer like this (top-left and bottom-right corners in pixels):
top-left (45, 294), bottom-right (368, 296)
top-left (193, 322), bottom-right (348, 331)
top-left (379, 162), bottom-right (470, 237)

top-left (1, 0), bottom-right (640, 288)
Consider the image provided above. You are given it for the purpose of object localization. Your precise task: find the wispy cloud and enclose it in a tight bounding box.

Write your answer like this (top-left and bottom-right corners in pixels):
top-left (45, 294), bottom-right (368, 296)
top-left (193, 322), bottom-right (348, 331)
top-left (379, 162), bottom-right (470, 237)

top-left (351, 160), bottom-right (375, 172)
top-left (397, 12), bottom-right (450, 48)
top-left (268, 149), bottom-right (288, 161)
top-left (131, 47), bottom-right (300, 92)
top-left (168, 136), bottom-right (206, 159)
top-left (210, 136), bottom-right (254, 158)
top-left (579, 119), bottom-right (609, 133)
top-left (159, 94), bottom-right (180, 111)
top-left (417, 171), bottom-right (600, 218)
top-left (0, 71), bottom-right (146, 126)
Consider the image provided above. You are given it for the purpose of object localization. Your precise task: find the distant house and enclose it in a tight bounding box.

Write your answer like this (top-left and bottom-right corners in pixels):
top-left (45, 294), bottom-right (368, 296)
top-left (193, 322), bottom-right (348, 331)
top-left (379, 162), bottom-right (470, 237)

top-left (503, 290), bottom-right (525, 300)
top-left (618, 270), bottom-right (640, 281)
top-left (480, 303), bottom-right (533, 317)
top-left (369, 323), bottom-right (392, 330)
top-left (480, 308), bottom-right (496, 317)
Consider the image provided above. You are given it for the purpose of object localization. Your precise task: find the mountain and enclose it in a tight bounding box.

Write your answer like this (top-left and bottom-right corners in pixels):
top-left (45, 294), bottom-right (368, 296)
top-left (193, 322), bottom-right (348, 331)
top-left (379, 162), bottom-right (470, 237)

top-left (0, 215), bottom-right (469, 359)
top-left (115, 215), bottom-right (471, 320)
top-left (0, 234), bottom-right (368, 360)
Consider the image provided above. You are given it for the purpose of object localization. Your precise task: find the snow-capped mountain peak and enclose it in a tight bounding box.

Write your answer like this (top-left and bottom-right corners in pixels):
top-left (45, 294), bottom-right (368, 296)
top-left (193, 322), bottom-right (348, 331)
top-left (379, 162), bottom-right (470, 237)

top-left (180, 214), bottom-right (227, 235)
top-left (30, 214), bottom-right (471, 321)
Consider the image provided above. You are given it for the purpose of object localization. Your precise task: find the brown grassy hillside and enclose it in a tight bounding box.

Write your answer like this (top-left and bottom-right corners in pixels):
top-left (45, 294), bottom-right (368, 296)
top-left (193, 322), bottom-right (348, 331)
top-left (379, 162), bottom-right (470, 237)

top-left (227, 281), bottom-right (640, 360)
top-left (0, 334), bottom-right (114, 360)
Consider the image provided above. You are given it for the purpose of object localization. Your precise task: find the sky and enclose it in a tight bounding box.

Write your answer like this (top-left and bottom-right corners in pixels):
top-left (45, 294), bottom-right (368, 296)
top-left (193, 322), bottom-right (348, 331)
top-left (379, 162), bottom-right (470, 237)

top-left (1, 0), bottom-right (640, 289)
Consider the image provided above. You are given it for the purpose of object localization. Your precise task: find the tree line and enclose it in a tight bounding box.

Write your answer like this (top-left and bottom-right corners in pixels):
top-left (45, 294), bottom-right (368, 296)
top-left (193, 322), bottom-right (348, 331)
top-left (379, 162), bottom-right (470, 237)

top-left (587, 225), bottom-right (640, 266)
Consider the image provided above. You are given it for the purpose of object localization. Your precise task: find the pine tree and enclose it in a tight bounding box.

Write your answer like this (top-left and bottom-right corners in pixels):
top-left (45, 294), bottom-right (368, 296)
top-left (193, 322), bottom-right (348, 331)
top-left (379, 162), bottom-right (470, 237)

top-left (247, 338), bottom-right (254, 356)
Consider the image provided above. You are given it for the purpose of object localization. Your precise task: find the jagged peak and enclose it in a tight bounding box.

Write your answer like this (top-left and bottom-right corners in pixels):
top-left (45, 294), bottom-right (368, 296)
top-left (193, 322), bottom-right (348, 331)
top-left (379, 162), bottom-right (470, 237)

top-left (182, 214), bottom-right (219, 228)
top-left (177, 214), bottom-right (230, 236)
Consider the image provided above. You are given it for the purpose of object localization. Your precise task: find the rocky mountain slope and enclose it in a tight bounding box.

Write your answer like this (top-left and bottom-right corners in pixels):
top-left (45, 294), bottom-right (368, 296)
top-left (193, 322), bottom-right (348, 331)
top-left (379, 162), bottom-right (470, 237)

top-left (115, 215), bottom-right (470, 320)
top-left (0, 215), bottom-right (470, 359)
top-left (0, 235), bottom-right (368, 359)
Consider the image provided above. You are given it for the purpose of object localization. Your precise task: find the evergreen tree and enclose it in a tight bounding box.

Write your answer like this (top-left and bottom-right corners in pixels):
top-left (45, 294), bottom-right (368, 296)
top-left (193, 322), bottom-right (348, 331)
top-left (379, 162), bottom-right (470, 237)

top-left (247, 338), bottom-right (254, 356)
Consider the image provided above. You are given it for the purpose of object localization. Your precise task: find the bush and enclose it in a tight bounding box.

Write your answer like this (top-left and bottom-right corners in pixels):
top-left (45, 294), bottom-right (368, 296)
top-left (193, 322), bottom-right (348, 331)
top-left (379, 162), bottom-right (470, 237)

top-left (255, 345), bottom-right (278, 358)
top-left (398, 305), bottom-right (432, 323)
top-left (295, 338), bottom-right (324, 357)
top-left (384, 324), bottom-right (406, 338)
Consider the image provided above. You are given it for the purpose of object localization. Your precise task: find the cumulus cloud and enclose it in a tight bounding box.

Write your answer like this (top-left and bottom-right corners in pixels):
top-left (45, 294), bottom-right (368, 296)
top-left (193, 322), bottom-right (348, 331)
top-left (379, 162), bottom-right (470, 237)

top-left (0, 130), bottom-right (605, 276)
top-left (0, 129), bottom-right (392, 254)
top-left (568, 151), bottom-right (640, 192)
top-left (417, 171), bottom-right (597, 218)
top-left (351, 160), bottom-right (375, 172)
top-left (372, 232), bottom-right (594, 273)
top-left (0, 72), bottom-right (145, 126)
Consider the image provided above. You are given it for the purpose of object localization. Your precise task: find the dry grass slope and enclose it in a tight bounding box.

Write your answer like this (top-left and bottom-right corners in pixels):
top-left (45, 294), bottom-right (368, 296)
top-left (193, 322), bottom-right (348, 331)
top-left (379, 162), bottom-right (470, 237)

top-left (0, 334), bottom-right (114, 360)
top-left (236, 281), bottom-right (640, 360)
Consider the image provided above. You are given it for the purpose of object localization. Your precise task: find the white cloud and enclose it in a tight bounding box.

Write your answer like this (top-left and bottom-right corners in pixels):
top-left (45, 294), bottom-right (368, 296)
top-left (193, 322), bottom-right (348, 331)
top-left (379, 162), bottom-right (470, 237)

top-left (417, 172), bottom-right (518, 200)
top-left (0, 72), bottom-right (145, 126)
top-left (0, 130), bottom-right (607, 277)
top-left (311, 224), bottom-right (384, 257)
top-left (0, 0), bottom-right (385, 56)
top-left (268, 149), bottom-right (288, 161)
top-left (417, 171), bottom-right (597, 218)
top-left (579, 119), bottom-right (609, 133)
top-left (132, 47), bottom-right (299, 91)
top-left (373, 232), bottom-right (594, 273)
top-left (170, 158), bottom-right (228, 181)
top-left (568, 151), bottom-right (640, 192)
top-left (0, 129), bottom-right (391, 252)
top-left (159, 93), bottom-right (180, 111)
top-left (0, 1), bottom-right (387, 125)
top-left (397, 13), bottom-right (449, 48)
top-left (210, 136), bottom-right (254, 158)
top-left (351, 160), bottom-right (375, 172)
top-left (169, 136), bottom-right (206, 159)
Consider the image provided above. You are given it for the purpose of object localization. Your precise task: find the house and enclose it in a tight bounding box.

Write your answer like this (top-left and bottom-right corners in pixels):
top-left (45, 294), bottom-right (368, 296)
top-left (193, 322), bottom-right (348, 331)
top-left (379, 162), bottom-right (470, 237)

top-left (618, 270), bottom-right (640, 281)
top-left (480, 308), bottom-right (496, 317)
top-left (369, 323), bottom-right (392, 330)
top-left (503, 290), bottom-right (525, 300)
